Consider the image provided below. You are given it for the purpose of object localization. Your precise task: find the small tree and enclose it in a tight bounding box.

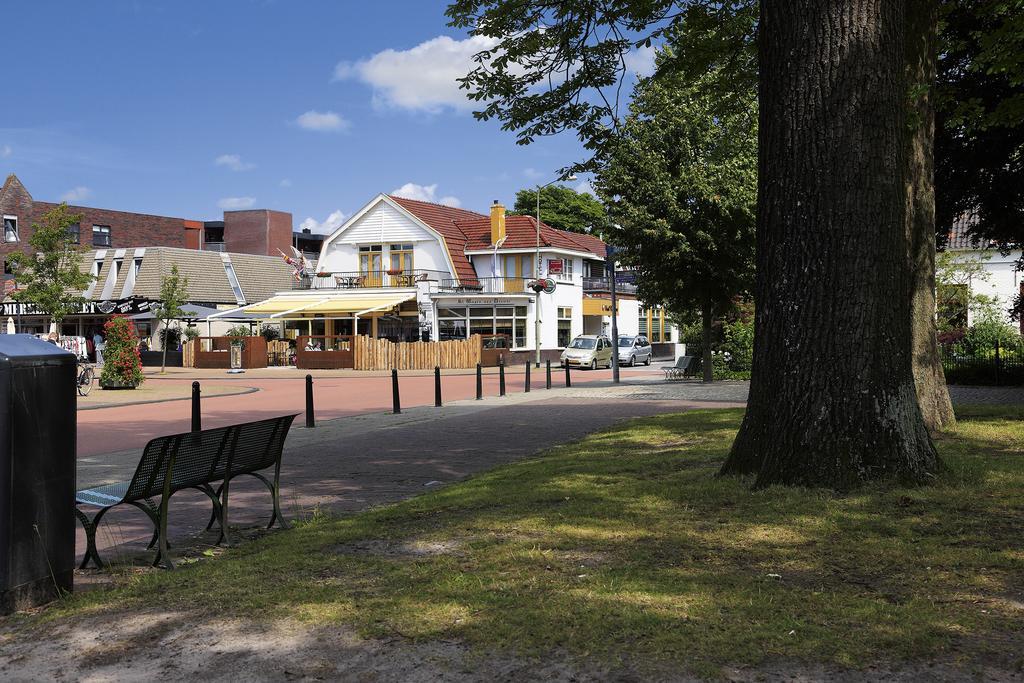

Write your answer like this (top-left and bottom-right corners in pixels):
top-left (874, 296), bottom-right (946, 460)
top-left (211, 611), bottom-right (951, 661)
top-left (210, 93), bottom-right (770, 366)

top-left (7, 203), bottom-right (95, 329)
top-left (150, 265), bottom-right (189, 373)
top-left (99, 316), bottom-right (144, 389)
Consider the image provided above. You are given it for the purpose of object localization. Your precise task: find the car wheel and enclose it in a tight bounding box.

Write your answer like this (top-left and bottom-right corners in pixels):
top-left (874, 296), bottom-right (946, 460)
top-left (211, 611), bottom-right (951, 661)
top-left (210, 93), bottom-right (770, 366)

top-left (590, 359), bottom-right (597, 371)
top-left (628, 355), bottom-right (635, 367)
top-left (644, 354), bottom-right (651, 366)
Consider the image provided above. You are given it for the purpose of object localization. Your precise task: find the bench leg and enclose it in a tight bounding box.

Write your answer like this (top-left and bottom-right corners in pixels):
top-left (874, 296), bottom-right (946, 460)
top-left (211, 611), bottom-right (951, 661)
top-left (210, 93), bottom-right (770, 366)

top-left (218, 479), bottom-right (233, 547)
top-left (74, 507), bottom-right (105, 570)
top-left (237, 472), bottom-right (289, 531)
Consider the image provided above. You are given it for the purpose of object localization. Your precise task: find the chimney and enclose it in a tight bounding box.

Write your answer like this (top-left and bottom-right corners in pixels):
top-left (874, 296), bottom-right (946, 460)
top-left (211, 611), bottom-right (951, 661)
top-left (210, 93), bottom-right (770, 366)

top-left (490, 200), bottom-right (506, 246)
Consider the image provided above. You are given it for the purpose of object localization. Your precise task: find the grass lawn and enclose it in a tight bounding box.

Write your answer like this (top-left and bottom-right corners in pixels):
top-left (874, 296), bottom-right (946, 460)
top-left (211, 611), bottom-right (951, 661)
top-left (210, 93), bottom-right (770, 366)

top-left (47, 405), bottom-right (1024, 677)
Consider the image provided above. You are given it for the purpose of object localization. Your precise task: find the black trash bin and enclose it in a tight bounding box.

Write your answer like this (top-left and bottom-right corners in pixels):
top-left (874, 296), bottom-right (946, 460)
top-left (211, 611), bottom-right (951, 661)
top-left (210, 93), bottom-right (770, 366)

top-left (0, 335), bottom-right (76, 613)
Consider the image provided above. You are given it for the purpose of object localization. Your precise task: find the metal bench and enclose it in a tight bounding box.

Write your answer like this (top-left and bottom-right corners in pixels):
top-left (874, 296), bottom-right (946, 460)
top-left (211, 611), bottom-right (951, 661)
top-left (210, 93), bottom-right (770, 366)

top-left (74, 414), bottom-right (297, 570)
top-left (663, 356), bottom-right (695, 380)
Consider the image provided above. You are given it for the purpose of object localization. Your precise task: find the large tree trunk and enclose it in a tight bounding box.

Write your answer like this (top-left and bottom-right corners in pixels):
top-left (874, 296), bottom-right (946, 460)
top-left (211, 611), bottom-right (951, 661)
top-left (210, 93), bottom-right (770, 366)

top-left (701, 298), bottom-right (714, 383)
top-left (721, 0), bottom-right (941, 489)
top-left (907, 0), bottom-right (956, 432)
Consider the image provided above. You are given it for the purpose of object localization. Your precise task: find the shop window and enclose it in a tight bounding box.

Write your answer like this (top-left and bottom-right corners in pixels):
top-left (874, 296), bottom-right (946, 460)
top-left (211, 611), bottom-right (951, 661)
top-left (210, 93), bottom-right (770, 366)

top-left (3, 216), bottom-right (17, 243)
top-left (438, 304), bottom-right (532, 347)
top-left (557, 307), bottom-right (572, 347)
top-left (92, 225), bottom-right (111, 247)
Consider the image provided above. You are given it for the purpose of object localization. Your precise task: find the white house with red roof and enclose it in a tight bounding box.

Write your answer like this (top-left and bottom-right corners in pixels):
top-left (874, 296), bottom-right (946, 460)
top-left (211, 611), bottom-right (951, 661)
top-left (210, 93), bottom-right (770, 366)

top-left (220, 193), bottom-right (677, 361)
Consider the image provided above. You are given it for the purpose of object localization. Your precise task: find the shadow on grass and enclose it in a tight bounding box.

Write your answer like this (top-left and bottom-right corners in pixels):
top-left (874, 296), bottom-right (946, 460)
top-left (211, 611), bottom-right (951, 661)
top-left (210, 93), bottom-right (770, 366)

top-left (46, 407), bottom-right (1024, 677)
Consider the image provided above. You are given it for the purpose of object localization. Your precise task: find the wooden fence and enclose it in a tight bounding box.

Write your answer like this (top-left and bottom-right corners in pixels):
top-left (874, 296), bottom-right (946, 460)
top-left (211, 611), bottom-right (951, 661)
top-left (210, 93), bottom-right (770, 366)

top-left (353, 334), bottom-right (482, 370)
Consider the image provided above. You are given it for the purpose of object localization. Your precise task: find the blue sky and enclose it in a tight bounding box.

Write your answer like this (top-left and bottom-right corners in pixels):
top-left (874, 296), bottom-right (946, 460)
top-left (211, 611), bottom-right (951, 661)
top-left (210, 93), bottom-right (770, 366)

top-left (1, 1), bottom-right (651, 233)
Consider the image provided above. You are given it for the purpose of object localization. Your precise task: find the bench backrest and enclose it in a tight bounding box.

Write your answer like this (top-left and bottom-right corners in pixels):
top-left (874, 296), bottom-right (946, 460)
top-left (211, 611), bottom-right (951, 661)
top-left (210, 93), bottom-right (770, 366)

top-left (122, 414), bottom-right (298, 502)
top-left (675, 356), bottom-right (694, 369)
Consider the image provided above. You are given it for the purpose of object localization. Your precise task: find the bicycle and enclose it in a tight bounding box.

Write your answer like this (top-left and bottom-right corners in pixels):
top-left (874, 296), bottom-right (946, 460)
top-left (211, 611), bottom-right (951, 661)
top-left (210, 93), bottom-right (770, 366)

top-left (77, 357), bottom-right (94, 396)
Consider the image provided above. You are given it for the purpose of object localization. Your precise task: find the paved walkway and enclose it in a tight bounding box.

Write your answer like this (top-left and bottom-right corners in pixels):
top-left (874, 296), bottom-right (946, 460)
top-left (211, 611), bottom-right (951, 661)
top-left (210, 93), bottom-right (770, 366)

top-left (76, 377), bottom-right (745, 569)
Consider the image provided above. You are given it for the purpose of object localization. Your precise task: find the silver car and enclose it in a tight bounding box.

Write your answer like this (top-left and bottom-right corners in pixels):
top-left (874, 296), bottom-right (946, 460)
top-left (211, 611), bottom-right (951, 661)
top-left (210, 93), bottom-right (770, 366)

top-left (617, 335), bottom-right (653, 366)
top-left (560, 335), bottom-right (613, 370)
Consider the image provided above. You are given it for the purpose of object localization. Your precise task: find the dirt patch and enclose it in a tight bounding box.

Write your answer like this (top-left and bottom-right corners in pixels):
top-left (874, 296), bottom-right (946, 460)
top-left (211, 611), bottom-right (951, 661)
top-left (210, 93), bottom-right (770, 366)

top-left (1, 610), bottom-right (1022, 681)
top-left (331, 538), bottom-right (464, 558)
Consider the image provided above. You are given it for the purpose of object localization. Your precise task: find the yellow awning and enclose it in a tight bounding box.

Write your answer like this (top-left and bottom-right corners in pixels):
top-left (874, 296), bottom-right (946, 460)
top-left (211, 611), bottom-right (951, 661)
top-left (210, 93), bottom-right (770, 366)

top-left (239, 292), bottom-right (415, 318)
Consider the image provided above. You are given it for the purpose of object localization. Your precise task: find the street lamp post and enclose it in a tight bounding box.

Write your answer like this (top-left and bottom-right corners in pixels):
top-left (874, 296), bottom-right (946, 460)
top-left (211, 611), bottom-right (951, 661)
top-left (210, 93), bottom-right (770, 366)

top-left (534, 175), bottom-right (575, 367)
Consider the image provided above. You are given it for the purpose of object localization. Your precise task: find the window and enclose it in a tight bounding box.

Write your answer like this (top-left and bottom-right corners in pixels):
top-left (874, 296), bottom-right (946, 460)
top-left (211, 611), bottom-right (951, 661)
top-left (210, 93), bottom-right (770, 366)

top-left (133, 258), bottom-right (143, 277)
top-left (359, 244), bottom-right (383, 286)
top-left (640, 306), bottom-right (666, 342)
top-left (92, 260), bottom-right (104, 279)
top-left (92, 225), bottom-right (111, 247)
top-left (67, 223), bottom-right (80, 243)
top-left (223, 262), bottom-right (245, 303)
top-left (557, 307), bottom-right (572, 347)
top-left (112, 259), bottom-right (123, 281)
top-left (3, 216), bottom-right (17, 243)
top-left (558, 258), bottom-right (574, 281)
top-left (389, 244), bottom-right (414, 273)
top-left (438, 305), bottom-right (531, 347)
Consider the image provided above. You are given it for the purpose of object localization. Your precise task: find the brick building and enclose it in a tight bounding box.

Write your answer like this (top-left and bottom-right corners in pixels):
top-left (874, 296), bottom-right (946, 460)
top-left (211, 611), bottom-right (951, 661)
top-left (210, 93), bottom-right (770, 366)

top-left (0, 174), bottom-right (304, 263)
top-left (0, 174), bottom-right (201, 260)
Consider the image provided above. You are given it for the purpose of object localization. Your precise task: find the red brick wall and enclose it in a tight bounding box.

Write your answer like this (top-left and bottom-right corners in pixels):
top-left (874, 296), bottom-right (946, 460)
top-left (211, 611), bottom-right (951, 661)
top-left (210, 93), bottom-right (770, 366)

top-left (0, 177), bottom-right (191, 259)
top-left (223, 210), bottom-right (294, 256)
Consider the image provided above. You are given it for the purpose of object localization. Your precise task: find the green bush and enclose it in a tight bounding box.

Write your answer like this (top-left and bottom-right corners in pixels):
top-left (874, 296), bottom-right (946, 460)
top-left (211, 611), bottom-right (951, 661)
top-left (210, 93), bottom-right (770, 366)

top-left (99, 316), bottom-right (145, 388)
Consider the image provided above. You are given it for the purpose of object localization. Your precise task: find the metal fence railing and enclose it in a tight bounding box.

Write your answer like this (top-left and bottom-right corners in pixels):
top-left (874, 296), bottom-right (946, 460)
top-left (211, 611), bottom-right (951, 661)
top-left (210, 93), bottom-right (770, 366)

top-left (941, 339), bottom-right (1024, 386)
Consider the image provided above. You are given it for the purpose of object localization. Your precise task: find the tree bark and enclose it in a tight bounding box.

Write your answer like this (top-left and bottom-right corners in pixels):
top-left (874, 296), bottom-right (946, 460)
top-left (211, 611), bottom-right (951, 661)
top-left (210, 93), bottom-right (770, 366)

top-left (702, 298), bottom-right (714, 383)
top-left (906, 0), bottom-right (956, 432)
top-left (721, 0), bottom-right (941, 489)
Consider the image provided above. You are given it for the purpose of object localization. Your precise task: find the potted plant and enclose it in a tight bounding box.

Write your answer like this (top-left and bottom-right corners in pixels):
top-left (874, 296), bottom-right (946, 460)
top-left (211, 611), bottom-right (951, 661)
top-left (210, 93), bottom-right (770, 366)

top-left (386, 267), bottom-right (402, 276)
top-left (226, 324), bottom-right (249, 350)
top-left (99, 316), bottom-right (145, 389)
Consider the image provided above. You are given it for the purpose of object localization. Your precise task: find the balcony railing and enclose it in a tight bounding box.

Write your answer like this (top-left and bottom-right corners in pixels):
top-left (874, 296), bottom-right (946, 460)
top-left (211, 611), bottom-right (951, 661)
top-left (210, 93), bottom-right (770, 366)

top-left (438, 277), bottom-right (532, 294)
top-left (203, 241), bottom-right (227, 252)
top-left (583, 275), bottom-right (638, 295)
top-left (293, 269), bottom-right (446, 290)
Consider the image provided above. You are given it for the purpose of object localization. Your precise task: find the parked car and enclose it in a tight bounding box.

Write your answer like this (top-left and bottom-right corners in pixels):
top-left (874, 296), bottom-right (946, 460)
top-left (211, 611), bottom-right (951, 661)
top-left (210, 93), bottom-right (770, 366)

top-left (560, 335), bottom-right (613, 370)
top-left (617, 335), bottom-right (653, 366)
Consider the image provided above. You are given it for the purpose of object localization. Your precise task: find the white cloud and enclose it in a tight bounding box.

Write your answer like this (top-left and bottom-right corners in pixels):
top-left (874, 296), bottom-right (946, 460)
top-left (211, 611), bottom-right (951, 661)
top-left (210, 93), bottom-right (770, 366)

top-left (574, 179), bottom-right (596, 196)
top-left (391, 182), bottom-right (461, 207)
top-left (623, 45), bottom-right (657, 78)
top-left (294, 110), bottom-right (350, 132)
top-left (0, 145), bottom-right (11, 158)
top-left (214, 153), bottom-right (255, 171)
top-left (522, 167), bottom-right (544, 181)
top-left (334, 35), bottom-right (499, 113)
top-left (279, 178), bottom-right (292, 188)
top-left (299, 209), bottom-right (348, 235)
top-left (60, 186), bottom-right (92, 202)
top-left (218, 196), bottom-right (256, 210)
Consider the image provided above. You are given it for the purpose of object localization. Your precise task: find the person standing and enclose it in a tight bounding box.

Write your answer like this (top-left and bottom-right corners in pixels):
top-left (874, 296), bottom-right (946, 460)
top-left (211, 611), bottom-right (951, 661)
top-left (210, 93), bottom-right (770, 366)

top-left (92, 329), bottom-right (105, 366)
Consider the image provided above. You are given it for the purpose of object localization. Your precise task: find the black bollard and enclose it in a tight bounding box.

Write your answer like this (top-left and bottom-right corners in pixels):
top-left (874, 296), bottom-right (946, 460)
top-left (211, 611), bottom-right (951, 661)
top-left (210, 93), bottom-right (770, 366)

top-left (524, 360), bottom-right (531, 393)
top-left (476, 363), bottom-right (483, 400)
top-left (305, 374), bottom-right (315, 428)
top-left (434, 366), bottom-right (442, 407)
top-left (545, 360), bottom-right (552, 389)
top-left (191, 381), bottom-right (201, 432)
top-left (392, 368), bottom-right (401, 414)
top-left (565, 361), bottom-right (571, 388)
top-left (499, 358), bottom-right (506, 396)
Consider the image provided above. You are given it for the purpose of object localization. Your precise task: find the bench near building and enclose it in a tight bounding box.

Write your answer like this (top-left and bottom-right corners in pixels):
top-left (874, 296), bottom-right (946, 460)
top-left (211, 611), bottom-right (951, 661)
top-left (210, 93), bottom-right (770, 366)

top-left (210, 194), bottom-right (678, 366)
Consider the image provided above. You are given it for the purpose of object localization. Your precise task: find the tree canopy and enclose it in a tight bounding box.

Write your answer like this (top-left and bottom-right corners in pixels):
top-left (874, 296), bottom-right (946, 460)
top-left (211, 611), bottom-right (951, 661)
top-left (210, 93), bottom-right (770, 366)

top-left (936, 0), bottom-right (1024, 250)
top-left (596, 57), bottom-right (756, 325)
top-left (510, 185), bottom-right (607, 236)
top-left (7, 203), bottom-right (95, 326)
top-left (151, 264), bottom-right (190, 373)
